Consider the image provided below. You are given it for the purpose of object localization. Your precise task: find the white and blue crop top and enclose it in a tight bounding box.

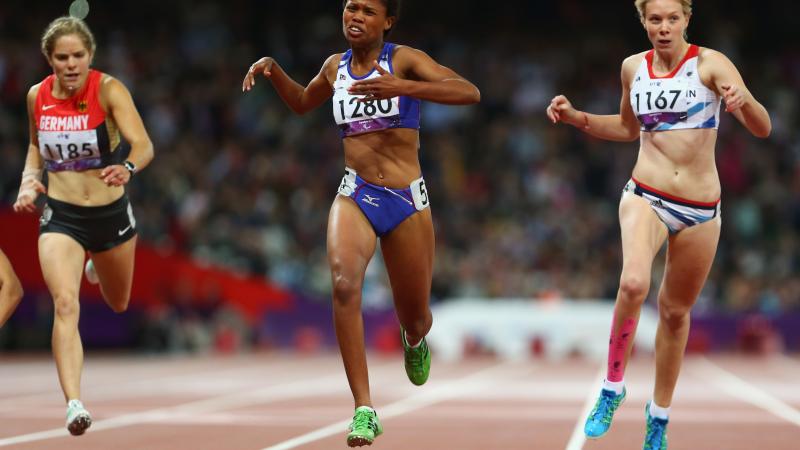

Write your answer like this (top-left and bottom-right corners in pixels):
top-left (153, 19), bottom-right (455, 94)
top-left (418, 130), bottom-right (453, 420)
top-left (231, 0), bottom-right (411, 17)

top-left (332, 42), bottom-right (420, 138)
top-left (630, 45), bottom-right (721, 132)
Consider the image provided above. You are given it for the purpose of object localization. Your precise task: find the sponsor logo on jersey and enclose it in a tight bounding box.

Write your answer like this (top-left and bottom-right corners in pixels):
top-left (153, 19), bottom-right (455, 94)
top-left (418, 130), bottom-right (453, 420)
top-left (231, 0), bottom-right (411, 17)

top-left (40, 205), bottom-right (53, 226)
top-left (362, 194), bottom-right (380, 207)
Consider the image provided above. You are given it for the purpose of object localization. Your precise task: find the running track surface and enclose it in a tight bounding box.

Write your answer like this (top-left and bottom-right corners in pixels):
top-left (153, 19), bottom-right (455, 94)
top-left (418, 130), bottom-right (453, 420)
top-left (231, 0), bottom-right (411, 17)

top-left (0, 353), bottom-right (798, 449)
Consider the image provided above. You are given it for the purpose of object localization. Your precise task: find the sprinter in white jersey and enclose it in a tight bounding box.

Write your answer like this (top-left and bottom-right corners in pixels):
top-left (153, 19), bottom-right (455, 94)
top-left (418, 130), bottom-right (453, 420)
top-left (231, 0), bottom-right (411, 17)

top-left (242, 0), bottom-right (479, 446)
top-left (546, 1), bottom-right (770, 448)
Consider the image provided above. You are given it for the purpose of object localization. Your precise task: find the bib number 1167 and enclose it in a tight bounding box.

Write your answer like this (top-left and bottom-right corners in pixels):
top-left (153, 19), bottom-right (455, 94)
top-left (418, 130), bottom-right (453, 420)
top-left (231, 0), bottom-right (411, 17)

top-left (635, 89), bottom-right (682, 112)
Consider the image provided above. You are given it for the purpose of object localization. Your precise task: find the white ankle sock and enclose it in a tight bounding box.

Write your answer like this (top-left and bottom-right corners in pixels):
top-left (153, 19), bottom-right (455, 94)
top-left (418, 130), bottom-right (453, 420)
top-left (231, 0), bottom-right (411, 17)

top-left (405, 331), bottom-right (422, 348)
top-left (602, 378), bottom-right (625, 395)
top-left (649, 401), bottom-right (670, 419)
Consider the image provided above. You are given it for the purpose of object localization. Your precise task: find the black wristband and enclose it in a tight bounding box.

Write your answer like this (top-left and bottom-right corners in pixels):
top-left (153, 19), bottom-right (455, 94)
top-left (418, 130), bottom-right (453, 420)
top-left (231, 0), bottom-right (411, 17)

top-left (123, 160), bottom-right (137, 178)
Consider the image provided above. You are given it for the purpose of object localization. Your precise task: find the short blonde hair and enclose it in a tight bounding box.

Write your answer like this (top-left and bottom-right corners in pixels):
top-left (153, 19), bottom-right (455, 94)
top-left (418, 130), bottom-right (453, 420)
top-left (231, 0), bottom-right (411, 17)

top-left (41, 16), bottom-right (96, 59)
top-left (635, 0), bottom-right (692, 19)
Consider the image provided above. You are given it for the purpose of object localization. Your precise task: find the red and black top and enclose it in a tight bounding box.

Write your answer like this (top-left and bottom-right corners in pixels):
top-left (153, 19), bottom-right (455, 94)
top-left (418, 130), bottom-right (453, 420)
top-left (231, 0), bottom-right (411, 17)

top-left (34, 69), bottom-right (123, 172)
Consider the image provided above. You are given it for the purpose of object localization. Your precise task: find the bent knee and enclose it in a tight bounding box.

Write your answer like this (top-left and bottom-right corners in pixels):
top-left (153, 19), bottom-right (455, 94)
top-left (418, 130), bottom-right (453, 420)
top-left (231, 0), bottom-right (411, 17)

top-left (10, 283), bottom-right (24, 304)
top-left (52, 292), bottom-right (80, 317)
top-left (330, 273), bottom-right (362, 306)
top-left (658, 301), bottom-right (692, 327)
top-left (108, 296), bottom-right (131, 314)
top-left (618, 275), bottom-right (650, 305)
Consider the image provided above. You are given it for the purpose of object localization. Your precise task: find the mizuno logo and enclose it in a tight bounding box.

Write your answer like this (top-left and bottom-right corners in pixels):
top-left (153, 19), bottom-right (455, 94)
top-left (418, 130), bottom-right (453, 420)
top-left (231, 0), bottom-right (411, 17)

top-left (362, 194), bottom-right (380, 207)
top-left (43, 104), bottom-right (57, 111)
top-left (118, 225), bottom-right (132, 236)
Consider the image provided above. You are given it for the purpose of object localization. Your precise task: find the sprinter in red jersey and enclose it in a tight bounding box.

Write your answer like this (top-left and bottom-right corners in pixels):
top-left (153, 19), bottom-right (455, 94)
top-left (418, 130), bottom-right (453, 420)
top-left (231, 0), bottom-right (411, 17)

top-left (13, 15), bottom-right (153, 436)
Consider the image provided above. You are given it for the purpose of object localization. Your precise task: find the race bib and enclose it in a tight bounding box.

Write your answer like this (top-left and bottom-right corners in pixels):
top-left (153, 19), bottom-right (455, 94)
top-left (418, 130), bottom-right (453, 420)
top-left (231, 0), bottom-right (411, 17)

top-left (38, 129), bottom-right (101, 164)
top-left (338, 167), bottom-right (357, 197)
top-left (410, 176), bottom-right (430, 211)
top-left (630, 77), bottom-right (690, 127)
top-left (332, 90), bottom-right (400, 125)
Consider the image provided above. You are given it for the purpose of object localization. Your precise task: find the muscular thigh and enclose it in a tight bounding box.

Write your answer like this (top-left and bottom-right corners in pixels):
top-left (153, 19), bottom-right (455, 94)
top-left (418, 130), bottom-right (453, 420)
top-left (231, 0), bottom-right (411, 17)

top-left (327, 196), bottom-right (378, 280)
top-left (90, 235), bottom-right (137, 293)
top-left (39, 233), bottom-right (85, 296)
top-left (661, 216), bottom-right (721, 306)
top-left (619, 193), bottom-right (669, 277)
top-left (380, 208), bottom-right (434, 303)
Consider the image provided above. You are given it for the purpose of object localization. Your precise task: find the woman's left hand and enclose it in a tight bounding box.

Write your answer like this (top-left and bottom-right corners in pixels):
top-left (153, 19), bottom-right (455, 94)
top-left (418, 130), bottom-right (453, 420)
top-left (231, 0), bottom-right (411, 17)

top-left (348, 61), bottom-right (407, 100)
top-left (721, 84), bottom-right (746, 112)
top-left (100, 164), bottom-right (131, 187)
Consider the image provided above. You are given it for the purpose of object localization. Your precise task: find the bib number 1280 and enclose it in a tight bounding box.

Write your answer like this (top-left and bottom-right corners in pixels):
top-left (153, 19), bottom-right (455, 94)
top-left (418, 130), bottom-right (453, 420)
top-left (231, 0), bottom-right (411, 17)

top-left (338, 97), bottom-right (393, 121)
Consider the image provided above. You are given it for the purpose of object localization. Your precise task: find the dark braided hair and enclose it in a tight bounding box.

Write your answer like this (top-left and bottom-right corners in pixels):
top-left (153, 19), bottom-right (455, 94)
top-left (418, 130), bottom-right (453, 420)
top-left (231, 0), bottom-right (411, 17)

top-left (342, 0), bottom-right (402, 38)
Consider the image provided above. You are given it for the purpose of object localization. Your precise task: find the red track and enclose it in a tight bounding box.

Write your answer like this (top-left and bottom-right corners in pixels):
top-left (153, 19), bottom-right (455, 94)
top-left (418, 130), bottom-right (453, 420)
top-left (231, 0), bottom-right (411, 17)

top-left (0, 353), bottom-right (797, 449)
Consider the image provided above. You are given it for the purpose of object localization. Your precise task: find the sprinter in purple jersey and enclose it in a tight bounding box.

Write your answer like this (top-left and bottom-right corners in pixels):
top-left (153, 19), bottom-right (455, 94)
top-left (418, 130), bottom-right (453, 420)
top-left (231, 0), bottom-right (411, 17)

top-left (242, 0), bottom-right (479, 446)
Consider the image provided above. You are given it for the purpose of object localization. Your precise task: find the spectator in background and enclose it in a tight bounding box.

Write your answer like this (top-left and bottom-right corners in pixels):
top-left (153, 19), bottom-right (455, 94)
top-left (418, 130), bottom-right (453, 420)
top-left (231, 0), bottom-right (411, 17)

top-left (0, 1), bottom-right (796, 355)
top-left (547, 0), bottom-right (770, 448)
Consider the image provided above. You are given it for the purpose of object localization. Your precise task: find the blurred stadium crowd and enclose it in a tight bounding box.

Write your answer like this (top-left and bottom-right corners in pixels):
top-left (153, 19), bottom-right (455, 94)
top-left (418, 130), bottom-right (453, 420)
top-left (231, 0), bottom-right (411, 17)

top-left (1, 0), bottom-right (798, 320)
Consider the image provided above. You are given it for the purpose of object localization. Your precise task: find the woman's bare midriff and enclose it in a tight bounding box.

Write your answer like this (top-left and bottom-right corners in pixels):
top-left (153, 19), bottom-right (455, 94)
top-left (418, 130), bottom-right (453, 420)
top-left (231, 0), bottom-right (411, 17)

top-left (632, 127), bottom-right (721, 201)
top-left (47, 170), bottom-right (124, 206)
top-left (342, 127), bottom-right (421, 188)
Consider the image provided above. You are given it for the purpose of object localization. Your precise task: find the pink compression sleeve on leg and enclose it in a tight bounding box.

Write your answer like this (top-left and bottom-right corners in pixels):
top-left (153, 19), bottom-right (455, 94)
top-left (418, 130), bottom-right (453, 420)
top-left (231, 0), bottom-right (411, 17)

top-left (606, 311), bottom-right (638, 382)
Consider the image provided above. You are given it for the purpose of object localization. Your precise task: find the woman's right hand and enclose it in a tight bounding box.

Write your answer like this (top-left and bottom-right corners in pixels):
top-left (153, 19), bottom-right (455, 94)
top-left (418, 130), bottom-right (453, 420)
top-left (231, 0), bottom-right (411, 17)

top-left (242, 57), bottom-right (275, 92)
top-left (12, 179), bottom-right (46, 213)
top-left (546, 95), bottom-right (582, 127)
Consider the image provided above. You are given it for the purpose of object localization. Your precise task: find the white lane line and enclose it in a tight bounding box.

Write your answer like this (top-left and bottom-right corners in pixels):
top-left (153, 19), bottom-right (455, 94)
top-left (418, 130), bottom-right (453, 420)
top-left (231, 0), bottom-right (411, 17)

top-left (564, 365), bottom-right (605, 450)
top-left (694, 357), bottom-right (800, 427)
top-left (0, 362), bottom-right (392, 448)
top-left (260, 361), bottom-right (522, 450)
top-left (0, 365), bottom-right (269, 410)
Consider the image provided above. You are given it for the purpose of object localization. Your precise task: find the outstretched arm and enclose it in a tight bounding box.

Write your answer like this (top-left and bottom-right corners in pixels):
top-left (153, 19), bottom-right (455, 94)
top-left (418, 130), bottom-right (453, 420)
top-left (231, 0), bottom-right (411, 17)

top-left (347, 47), bottom-right (480, 105)
top-left (242, 55), bottom-right (336, 115)
top-left (702, 49), bottom-right (770, 138)
top-left (547, 56), bottom-right (640, 142)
